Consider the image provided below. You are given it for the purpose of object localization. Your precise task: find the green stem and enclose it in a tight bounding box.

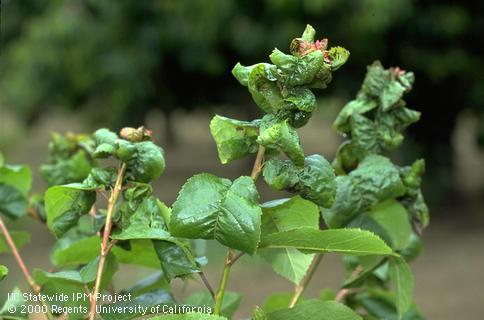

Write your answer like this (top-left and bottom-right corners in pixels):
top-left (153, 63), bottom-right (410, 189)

top-left (288, 254), bottom-right (323, 308)
top-left (213, 250), bottom-right (234, 315)
top-left (213, 145), bottom-right (266, 315)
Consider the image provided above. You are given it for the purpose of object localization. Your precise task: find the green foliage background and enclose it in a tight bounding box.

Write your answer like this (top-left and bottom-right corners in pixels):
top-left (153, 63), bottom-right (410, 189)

top-left (1, 0), bottom-right (483, 200)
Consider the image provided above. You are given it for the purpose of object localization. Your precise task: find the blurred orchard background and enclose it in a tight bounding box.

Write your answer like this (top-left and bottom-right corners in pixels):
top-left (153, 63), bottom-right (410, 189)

top-left (1, 0), bottom-right (483, 319)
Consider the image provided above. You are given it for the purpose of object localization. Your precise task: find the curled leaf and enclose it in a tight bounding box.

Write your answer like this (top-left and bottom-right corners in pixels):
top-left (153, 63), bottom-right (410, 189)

top-left (210, 115), bottom-right (260, 164)
top-left (257, 115), bottom-right (304, 166)
top-left (170, 174), bottom-right (262, 254)
top-left (263, 154), bottom-right (337, 208)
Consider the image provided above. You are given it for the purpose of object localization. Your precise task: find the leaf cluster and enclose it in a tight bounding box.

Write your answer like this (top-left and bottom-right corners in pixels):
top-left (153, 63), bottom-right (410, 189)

top-left (0, 25), bottom-right (429, 320)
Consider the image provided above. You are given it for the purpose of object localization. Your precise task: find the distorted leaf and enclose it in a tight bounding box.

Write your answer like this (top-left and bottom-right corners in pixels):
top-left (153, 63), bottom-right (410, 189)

top-left (152, 240), bottom-right (201, 281)
top-left (126, 141), bottom-right (165, 183)
top-left (248, 63), bottom-right (283, 113)
top-left (0, 183), bottom-right (28, 219)
top-left (170, 174), bottom-right (262, 254)
top-left (263, 155), bottom-right (336, 207)
top-left (45, 183), bottom-right (96, 237)
top-left (210, 115), bottom-right (259, 164)
top-left (258, 115), bottom-right (304, 166)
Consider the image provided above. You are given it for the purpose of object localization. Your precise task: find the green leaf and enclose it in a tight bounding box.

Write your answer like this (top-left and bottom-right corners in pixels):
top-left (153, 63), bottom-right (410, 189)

top-left (361, 200), bottom-right (412, 250)
top-left (80, 254), bottom-right (118, 289)
top-left (267, 300), bottom-right (362, 320)
top-left (92, 129), bottom-right (118, 157)
top-left (351, 155), bottom-right (406, 205)
top-left (83, 167), bottom-right (117, 189)
top-left (112, 196), bottom-right (171, 241)
top-left (321, 176), bottom-right (361, 228)
top-left (262, 158), bottom-right (300, 190)
top-left (259, 197), bottom-right (319, 283)
top-left (210, 115), bottom-right (260, 164)
top-left (0, 164), bottom-right (32, 196)
top-left (327, 47), bottom-right (350, 71)
top-left (375, 107), bottom-right (420, 150)
top-left (100, 289), bottom-right (174, 320)
top-left (34, 269), bottom-right (88, 320)
top-left (361, 61), bottom-right (389, 97)
top-left (319, 288), bottom-right (336, 301)
top-left (399, 159), bottom-right (429, 228)
top-left (152, 240), bottom-right (201, 281)
top-left (261, 227), bottom-right (395, 257)
top-left (40, 150), bottom-right (93, 186)
top-left (170, 174), bottom-right (262, 254)
top-left (0, 287), bottom-right (24, 317)
top-left (93, 128), bottom-right (118, 146)
top-left (297, 155), bottom-right (337, 207)
top-left (389, 257), bottom-right (414, 318)
top-left (232, 62), bottom-right (256, 87)
top-left (51, 235), bottom-right (101, 267)
top-left (354, 290), bottom-right (423, 320)
top-left (308, 64), bottom-right (333, 89)
top-left (148, 314), bottom-right (227, 320)
top-left (0, 158), bottom-right (31, 220)
top-left (258, 115), bottom-right (304, 166)
top-left (333, 99), bottom-right (378, 134)
top-left (263, 292), bottom-right (300, 313)
top-left (260, 197), bottom-right (319, 234)
top-left (269, 49), bottom-right (298, 74)
top-left (253, 306), bottom-right (268, 320)
top-left (123, 272), bottom-right (169, 296)
top-left (92, 128), bottom-right (117, 158)
top-left (301, 24), bottom-right (316, 42)
top-left (116, 139), bottom-right (137, 161)
top-left (158, 200), bottom-right (172, 226)
top-left (45, 183), bottom-right (97, 237)
top-left (94, 143), bottom-right (116, 158)
top-left (0, 265), bottom-right (7, 281)
top-left (342, 255), bottom-right (386, 289)
top-left (186, 291), bottom-right (241, 319)
top-left (334, 62), bottom-right (420, 158)
top-left (270, 48), bottom-right (325, 87)
top-left (350, 114), bottom-right (379, 155)
top-left (284, 88), bottom-right (316, 113)
top-left (0, 183), bottom-right (28, 219)
top-left (323, 155), bottom-right (405, 228)
top-left (400, 233), bottom-right (423, 262)
top-left (285, 51), bottom-right (325, 87)
top-left (112, 239), bottom-right (162, 269)
top-left (35, 269), bottom-right (83, 283)
top-left (247, 63), bottom-right (284, 114)
top-left (263, 155), bottom-right (337, 207)
top-left (380, 81), bottom-right (406, 111)
top-left (126, 141), bottom-right (165, 183)
top-left (287, 110), bottom-right (312, 128)
top-left (0, 231), bottom-right (31, 253)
